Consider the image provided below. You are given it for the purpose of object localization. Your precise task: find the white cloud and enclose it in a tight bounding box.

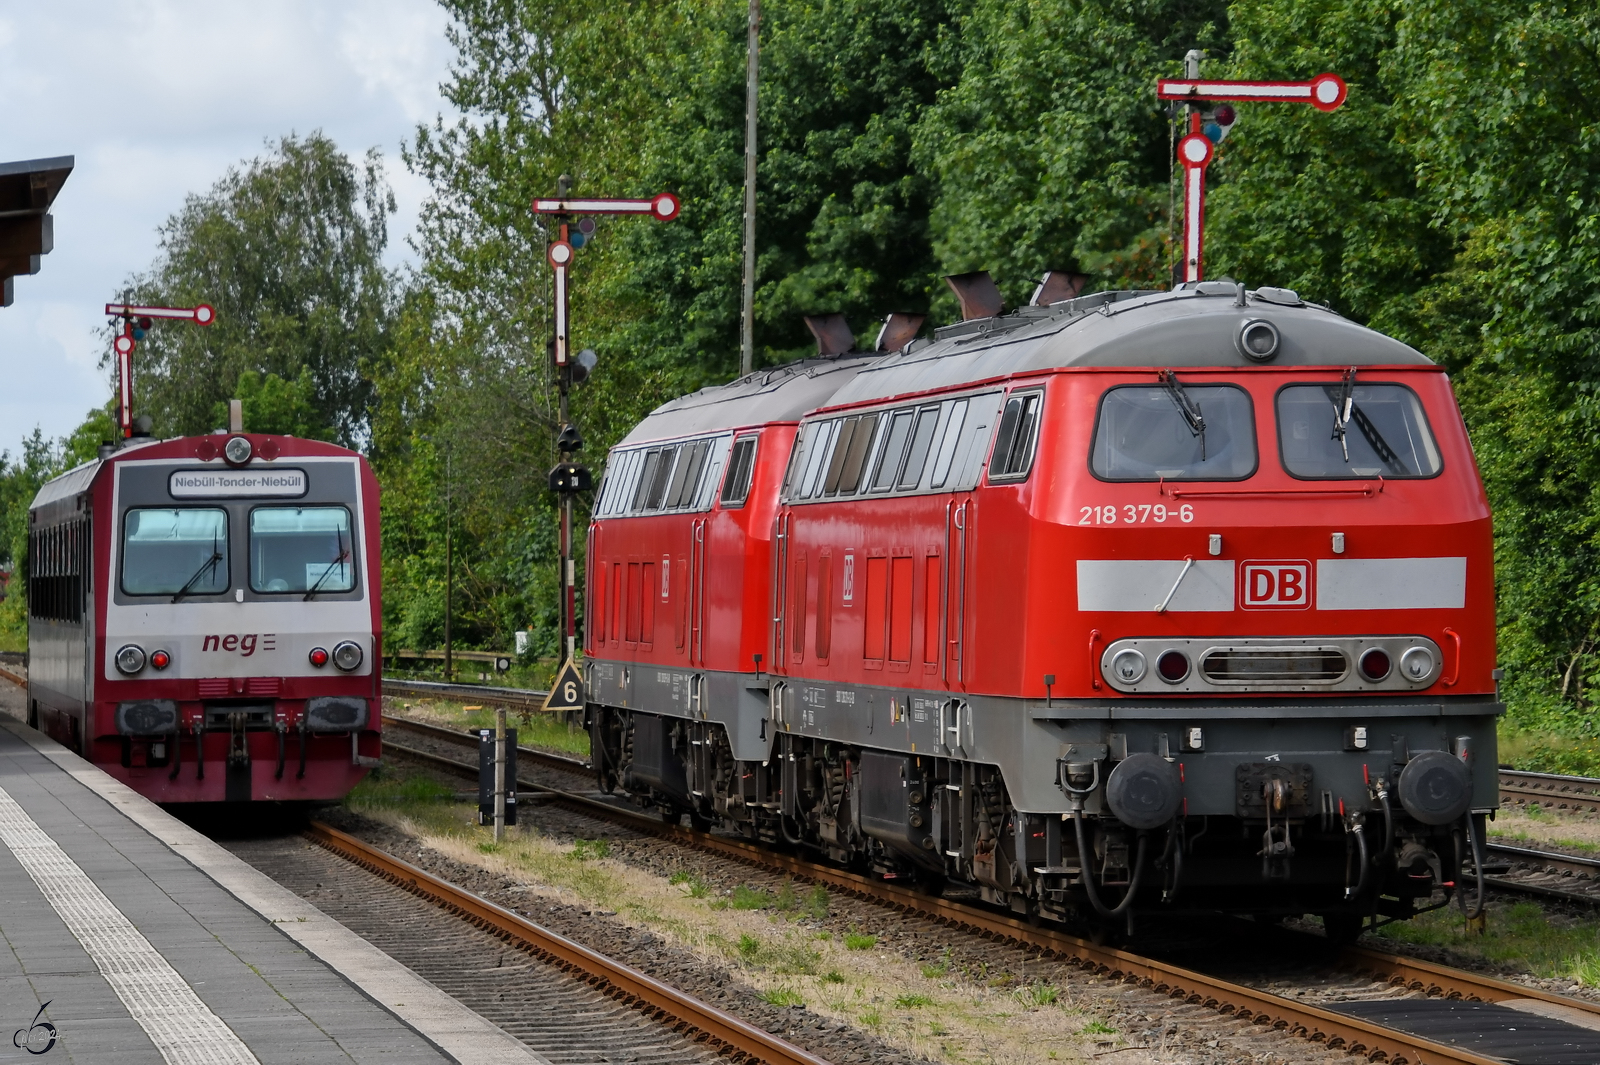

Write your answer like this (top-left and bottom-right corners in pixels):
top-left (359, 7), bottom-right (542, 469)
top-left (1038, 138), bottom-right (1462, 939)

top-left (0, 0), bottom-right (456, 447)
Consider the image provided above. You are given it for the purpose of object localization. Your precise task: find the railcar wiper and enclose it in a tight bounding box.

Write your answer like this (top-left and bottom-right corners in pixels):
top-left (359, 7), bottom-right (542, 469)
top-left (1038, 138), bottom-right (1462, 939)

top-left (172, 535), bottom-right (223, 603)
top-left (304, 530), bottom-right (350, 601)
top-left (1158, 369), bottom-right (1207, 460)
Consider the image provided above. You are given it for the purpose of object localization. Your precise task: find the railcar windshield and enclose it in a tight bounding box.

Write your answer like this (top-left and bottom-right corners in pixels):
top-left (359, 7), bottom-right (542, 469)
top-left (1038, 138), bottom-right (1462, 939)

top-left (249, 506), bottom-right (356, 594)
top-left (1277, 383), bottom-right (1443, 479)
top-left (1091, 384), bottom-right (1257, 481)
top-left (121, 508), bottom-right (229, 596)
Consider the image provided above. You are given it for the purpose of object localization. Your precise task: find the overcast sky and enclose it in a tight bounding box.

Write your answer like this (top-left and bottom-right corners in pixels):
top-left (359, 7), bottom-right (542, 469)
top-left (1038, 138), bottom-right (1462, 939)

top-left (0, 0), bottom-right (456, 453)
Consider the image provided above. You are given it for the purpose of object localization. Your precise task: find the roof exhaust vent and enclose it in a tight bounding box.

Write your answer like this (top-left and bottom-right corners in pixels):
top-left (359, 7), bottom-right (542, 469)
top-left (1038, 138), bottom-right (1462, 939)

top-left (1030, 271), bottom-right (1088, 306)
top-left (944, 271), bottom-right (1003, 321)
top-left (874, 313), bottom-right (925, 353)
top-left (803, 314), bottom-right (854, 357)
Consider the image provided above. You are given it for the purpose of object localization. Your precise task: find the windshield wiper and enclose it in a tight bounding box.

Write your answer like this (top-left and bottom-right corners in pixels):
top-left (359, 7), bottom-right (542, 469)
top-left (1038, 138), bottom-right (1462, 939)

top-left (1158, 369), bottom-right (1207, 460)
top-left (1330, 367), bottom-right (1356, 460)
top-left (1327, 368), bottom-right (1407, 473)
top-left (172, 534), bottom-right (223, 603)
top-left (304, 529), bottom-right (350, 601)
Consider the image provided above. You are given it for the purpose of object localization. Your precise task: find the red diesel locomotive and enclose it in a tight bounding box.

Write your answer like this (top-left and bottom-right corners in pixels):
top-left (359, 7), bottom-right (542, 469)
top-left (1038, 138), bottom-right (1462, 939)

top-left (585, 277), bottom-right (1497, 936)
top-left (26, 431), bottom-right (381, 804)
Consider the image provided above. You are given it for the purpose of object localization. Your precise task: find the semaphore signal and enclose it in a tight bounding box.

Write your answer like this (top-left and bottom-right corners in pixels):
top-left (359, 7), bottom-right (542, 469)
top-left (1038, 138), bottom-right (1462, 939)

top-left (1157, 61), bottom-right (1346, 283)
top-left (105, 301), bottom-right (216, 439)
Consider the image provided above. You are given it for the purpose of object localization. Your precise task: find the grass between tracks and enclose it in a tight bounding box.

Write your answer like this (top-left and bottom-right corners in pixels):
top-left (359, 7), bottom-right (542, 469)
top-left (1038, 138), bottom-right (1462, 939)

top-left (383, 696), bottom-right (590, 758)
top-left (346, 764), bottom-right (1175, 1065)
top-left (1372, 898), bottom-right (1600, 988)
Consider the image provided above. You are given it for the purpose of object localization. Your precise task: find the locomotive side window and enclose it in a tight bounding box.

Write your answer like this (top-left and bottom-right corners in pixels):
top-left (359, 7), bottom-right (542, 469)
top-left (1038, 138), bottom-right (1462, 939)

top-left (945, 391), bottom-right (1005, 490)
top-left (928, 400), bottom-right (969, 488)
top-left (988, 391), bottom-right (1044, 481)
top-left (869, 410), bottom-right (916, 492)
top-left (836, 413), bottom-right (879, 494)
top-left (249, 507), bottom-right (356, 594)
top-left (720, 436), bottom-right (758, 506)
top-left (1091, 385), bottom-right (1257, 481)
top-left (121, 508), bottom-right (230, 597)
top-left (897, 406), bottom-right (942, 489)
top-left (1277, 383), bottom-right (1443, 479)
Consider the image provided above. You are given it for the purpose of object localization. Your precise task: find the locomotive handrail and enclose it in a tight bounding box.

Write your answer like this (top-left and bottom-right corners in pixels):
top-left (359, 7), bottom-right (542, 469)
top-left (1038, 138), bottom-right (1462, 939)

top-left (1160, 478), bottom-right (1384, 499)
top-left (1442, 626), bottom-right (1461, 687)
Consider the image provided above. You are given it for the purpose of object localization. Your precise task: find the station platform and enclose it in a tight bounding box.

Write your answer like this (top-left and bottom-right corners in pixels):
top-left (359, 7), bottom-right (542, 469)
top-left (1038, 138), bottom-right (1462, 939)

top-left (0, 706), bottom-right (546, 1064)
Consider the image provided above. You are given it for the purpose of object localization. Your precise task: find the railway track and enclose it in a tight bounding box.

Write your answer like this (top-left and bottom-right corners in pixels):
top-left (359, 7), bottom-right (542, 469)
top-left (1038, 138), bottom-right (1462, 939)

top-left (296, 821), bottom-right (829, 1065)
top-left (378, 711), bottom-right (1600, 1065)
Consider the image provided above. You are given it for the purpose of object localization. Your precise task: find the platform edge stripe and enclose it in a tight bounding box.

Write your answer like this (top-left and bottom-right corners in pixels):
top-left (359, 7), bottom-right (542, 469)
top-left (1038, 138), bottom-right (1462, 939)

top-left (0, 782), bottom-right (259, 1065)
top-left (0, 720), bottom-right (551, 1065)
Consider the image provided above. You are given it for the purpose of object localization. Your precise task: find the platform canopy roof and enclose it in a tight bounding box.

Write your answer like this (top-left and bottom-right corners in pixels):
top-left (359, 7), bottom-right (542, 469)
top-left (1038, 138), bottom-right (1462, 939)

top-left (0, 155), bottom-right (72, 307)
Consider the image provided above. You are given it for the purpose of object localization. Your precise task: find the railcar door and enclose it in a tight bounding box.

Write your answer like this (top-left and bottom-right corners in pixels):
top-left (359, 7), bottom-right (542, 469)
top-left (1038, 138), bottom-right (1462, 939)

top-left (943, 494), bottom-right (973, 691)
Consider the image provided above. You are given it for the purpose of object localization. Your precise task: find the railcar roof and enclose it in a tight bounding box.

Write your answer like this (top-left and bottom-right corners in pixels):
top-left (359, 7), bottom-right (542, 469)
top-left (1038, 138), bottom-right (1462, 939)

top-left (616, 355), bottom-right (875, 446)
top-left (618, 284), bottom-right (1432, 445)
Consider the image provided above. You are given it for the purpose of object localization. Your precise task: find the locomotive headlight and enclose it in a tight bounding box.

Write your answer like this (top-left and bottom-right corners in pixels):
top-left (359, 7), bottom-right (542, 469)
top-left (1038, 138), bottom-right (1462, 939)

top-left (332, 640), bottom-right (364, 672)
top-left (1358, 647), bottom-right (1392, 681)
top-left (223, 435), bottom-right (253, 466)
top-left (1156, 649), bottom-right (1190, 683)
top-left (1399, 646), bottom-right (1436, 682)
top-left (115, 644), bottom-right (147, 675)
top-left (1110, 648), bottom-right (1147, 684)
top-left (149, 649), bottom-right (171, 671)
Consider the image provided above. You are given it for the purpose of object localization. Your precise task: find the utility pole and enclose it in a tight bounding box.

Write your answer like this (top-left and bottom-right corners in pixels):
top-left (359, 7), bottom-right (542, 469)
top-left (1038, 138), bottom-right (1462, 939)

top-left (740, 0), bottom-right (760, 377)
top-left (443, 442), bottom-right (453, 682)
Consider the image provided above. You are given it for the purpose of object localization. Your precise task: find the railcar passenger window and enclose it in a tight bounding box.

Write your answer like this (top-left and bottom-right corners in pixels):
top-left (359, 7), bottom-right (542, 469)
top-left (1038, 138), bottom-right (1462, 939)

top-left (1091, 385), bottom-right (1256, 481)
top-left (989, 392), bottom-right (1043, 480)
top-left (250, 507), bottom-right (356, 594)
top-left (870, 410), bottom-right (916, 492)
top-left (721, 437), bottom-right (758, 506)
top-left (1277, 383), bottom-right (1443, 479)
top-left (121, 508), bottom-right (229, 596)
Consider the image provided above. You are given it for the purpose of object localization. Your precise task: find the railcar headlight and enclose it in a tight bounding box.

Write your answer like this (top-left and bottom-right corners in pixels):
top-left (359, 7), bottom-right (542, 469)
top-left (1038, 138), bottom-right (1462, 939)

top-left (308, 646), bottom-right (329, 668)
top-left (149, 649), bottom-right (171, 671)
top-left (332, 640), bottom-right (364, 672)
top-left (1358, 647), bottom-right (1391, 681)
top-left (1235, 318), bottom-right (1282, 362)
top-left (1156, 649), bottom-right (1190, 683)
top-left (1110, 648), bottom-right (1147, 684)
top-left (115, 644), bottom-right (147, 675)
top-left (1399, 646), bottom-right (1436, 683)
top-left (223, 435), bottom-right (253, 466)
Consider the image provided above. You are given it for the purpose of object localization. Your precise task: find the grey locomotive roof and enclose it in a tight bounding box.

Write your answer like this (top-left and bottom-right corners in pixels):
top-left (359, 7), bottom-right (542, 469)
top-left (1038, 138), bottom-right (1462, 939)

top-left (617, 355), bottom-right (875, 446)
top-left (619, 283), bottom-right (1433, 444)
top-left (30, 458), bottom-right (101, 512)
top-left (826, 284), bottom-right (1432, 408)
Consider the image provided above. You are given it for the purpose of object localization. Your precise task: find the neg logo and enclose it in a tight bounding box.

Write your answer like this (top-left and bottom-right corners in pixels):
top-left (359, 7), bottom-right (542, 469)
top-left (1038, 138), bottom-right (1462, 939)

top-left (201, 634), bottom-right (278, 656)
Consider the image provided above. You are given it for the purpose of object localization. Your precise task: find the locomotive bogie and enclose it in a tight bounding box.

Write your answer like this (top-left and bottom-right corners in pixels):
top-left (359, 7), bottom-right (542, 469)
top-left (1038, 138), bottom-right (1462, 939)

top-left (26, 434), bottom-right (382, 806)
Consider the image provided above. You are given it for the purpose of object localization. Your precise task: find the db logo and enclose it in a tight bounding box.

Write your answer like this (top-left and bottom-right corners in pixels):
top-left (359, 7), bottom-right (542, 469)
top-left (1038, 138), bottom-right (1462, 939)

top-left (1240, 560), bottom-right (1312, 609)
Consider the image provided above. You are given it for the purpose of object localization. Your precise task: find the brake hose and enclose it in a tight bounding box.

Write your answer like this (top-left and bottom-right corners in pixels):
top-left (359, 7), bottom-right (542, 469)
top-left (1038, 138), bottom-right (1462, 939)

top-left (1074, 814), bottom-right (1148, 918)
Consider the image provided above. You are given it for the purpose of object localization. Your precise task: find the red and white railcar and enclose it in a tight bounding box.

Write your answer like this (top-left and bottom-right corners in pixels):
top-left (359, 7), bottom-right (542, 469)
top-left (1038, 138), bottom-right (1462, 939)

top-left (585, 279), bottom-right (1499, 935)
top-left (26, 431), bottom-right (381, 804)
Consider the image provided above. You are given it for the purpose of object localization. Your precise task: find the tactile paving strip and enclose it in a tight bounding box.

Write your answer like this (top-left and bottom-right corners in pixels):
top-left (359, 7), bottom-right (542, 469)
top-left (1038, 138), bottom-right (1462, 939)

top-left (0, 783), bottom-right (259, 1065)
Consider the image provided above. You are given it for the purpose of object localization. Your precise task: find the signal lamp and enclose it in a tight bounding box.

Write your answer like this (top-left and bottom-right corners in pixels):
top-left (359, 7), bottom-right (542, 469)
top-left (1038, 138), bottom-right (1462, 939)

top-left (1359, 647), bottom-right (1391, 681)
top-left (572, 347), bottom-right (598, 385)
top-left (132, 327), bottom-right (147, 341)
top-left (308, 646), bottom-right (329, 668)
top-left (332, 640), bottom-right (364, 672)
top-left (115, 644), bottom-right (147, 675)
top-left (149, 649), bottom-right (171, 671)
top-left (1203, 103), bottom-right (1239, 143)
top-left (577, 217), bottom-right (596, 236)
top-left (1156, 649), bottom-right (1190, 683)
top-left (570, 230), bottom-right (587, 249)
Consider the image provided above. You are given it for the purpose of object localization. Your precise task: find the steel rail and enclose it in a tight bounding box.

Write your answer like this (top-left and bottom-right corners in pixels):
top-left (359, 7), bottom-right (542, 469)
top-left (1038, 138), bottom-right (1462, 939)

top-left (303, 821), bottom-right (831, 1065)
top-left (376, 728), bottom-right (1523, 1065)
top-left (383, 677), bottom-right (551, 710)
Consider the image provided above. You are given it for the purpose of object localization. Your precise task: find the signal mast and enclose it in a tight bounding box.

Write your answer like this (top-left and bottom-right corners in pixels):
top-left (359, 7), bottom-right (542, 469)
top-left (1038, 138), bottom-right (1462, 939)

top-left (1158, 51), bottom-right (1346, 283)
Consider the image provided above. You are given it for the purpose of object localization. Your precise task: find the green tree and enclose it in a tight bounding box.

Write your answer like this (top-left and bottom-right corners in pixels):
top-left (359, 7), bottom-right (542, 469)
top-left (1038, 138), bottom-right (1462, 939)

top-left (209, 369), bottom-right (336, 440)
top-left (117, 132), bottom-right (395, 445)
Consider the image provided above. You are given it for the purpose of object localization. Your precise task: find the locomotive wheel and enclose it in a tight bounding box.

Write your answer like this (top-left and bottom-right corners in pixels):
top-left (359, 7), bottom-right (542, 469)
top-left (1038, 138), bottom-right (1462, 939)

top-left (911, 869), bottom-right (947, 897)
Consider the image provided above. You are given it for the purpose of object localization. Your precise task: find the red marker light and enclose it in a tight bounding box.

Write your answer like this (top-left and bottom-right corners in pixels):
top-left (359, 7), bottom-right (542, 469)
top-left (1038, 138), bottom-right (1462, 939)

top-left (149, 649), bottom-right (171, 670)
top-left (309, 647), bottom-right (329, 668)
